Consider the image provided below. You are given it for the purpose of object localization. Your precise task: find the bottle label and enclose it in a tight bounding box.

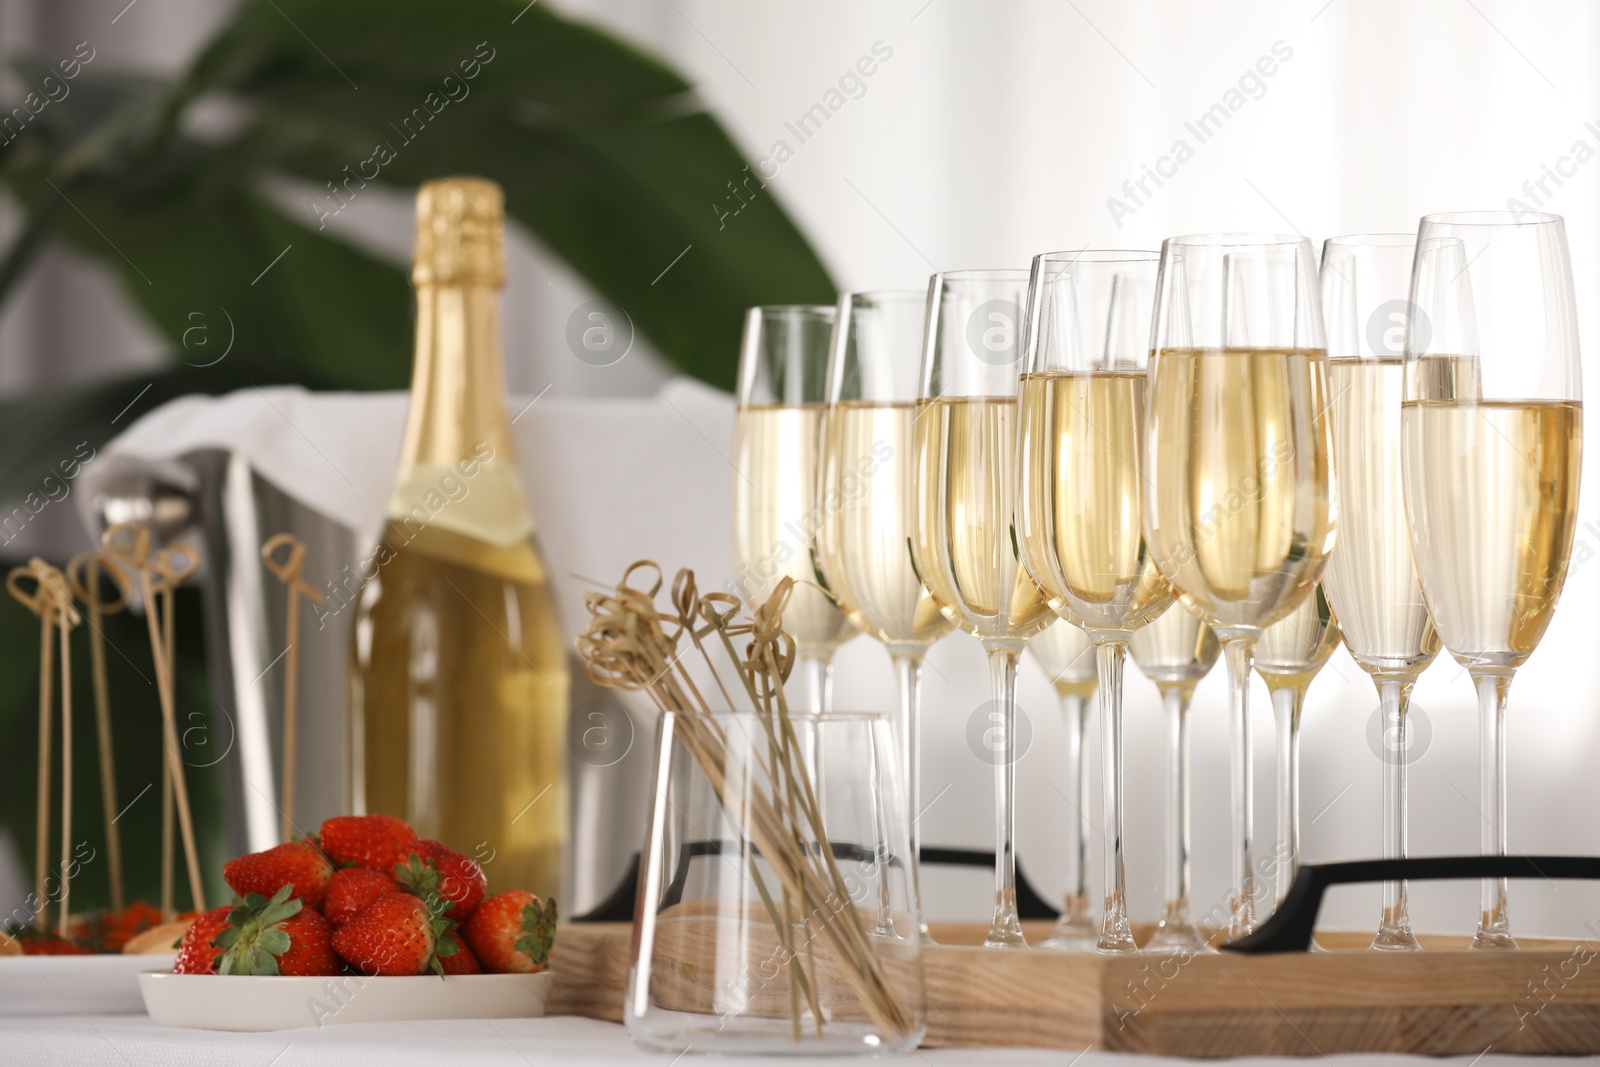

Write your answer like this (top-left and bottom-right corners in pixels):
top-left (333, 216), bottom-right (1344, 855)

top-left (384, 460), bottom-right (534, 548)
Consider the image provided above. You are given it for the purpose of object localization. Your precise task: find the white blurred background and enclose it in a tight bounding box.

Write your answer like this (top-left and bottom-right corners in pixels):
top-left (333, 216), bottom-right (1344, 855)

top-left (3, 0), bottom-right (1599, 939)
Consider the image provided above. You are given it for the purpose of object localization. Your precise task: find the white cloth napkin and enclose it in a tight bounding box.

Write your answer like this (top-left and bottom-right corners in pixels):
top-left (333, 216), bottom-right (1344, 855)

top-left (75, 380), bottom-right (739, 644)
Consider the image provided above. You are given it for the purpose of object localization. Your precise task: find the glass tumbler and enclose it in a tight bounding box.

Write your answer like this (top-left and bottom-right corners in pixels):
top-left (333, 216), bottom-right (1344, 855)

top-left (627, 709), bottom-right (927, 1056)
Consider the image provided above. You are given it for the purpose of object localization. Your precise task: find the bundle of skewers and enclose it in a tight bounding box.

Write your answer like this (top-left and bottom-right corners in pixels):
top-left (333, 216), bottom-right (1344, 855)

top-left (1, 525), bottom-right (318, 957)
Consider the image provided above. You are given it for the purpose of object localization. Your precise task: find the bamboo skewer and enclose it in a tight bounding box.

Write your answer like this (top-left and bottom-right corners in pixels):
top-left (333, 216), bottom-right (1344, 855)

top-left (260, 533), bottom-right (325, 841)
top-left (54, 586), bottom-right (77, 937)
top-left (33, 588), bottom-right (52, 933)
top-left (65, 552), bottom-right (132, 915)
top-left (159, 571), bottom-right (176, 917)
top-left (7, 560), bottom-right (82, 937)
top-left (103, 523), bottom-right (205, 916)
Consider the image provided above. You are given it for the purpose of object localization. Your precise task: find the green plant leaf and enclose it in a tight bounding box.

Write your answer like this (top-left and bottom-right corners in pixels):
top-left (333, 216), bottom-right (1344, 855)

top-left (148, 0), bottom-right (836, 387)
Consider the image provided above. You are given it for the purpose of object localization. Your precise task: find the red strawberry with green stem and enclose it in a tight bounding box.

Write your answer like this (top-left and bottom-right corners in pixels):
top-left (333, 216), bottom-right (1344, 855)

top-left (438, 930), bottom-right (482, 975)
top-left (214, 885), bottom-right (340, 976)
top-left (331, 891), bottom-right (455, 977)
top-left (319, 815), bottom-right (418, 871)
top-left (325, 867), bottom-right (401, 927)
top-left (394, 840), bottom-right (486, 923)
top-left (223, 840), bottom-right (334, 910)
top-left (173, 906), bottom-right (233, 974)
top-left (462, 892), bottom-right (556, 974)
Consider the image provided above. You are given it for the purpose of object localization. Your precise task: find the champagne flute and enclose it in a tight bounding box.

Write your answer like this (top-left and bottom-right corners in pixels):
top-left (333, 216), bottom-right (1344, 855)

top-left (1319, 234), bottom-right (1442, 951)
top-left (1254, 584), bottom-right (1341, 908)
top-left (820, 290), bottom-right (955, 942)
top-left (1131, 601), bottom-right (1220, 952)
top-left (1402, 213), bottom-right (1582, 950)
top-left (1016, 250), bottom-right (1173, 953)
top-left (1028, 619), bottom-right (1098, 950)
top-left (1145, 234), bottom-right (1335, 938)
top-left (733, 305), bottom-right (857, 714)
top-left (912, 269), bottom-right (1054, 948)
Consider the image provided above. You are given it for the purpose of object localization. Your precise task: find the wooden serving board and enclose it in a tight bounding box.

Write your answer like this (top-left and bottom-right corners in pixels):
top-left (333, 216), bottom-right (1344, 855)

top-left (547, 921), bottom-right (1600, 1056)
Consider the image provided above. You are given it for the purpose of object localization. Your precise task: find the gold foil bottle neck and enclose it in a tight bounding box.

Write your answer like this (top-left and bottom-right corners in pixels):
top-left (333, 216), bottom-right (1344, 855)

top-left (412, 176), bottom-right (506, 287)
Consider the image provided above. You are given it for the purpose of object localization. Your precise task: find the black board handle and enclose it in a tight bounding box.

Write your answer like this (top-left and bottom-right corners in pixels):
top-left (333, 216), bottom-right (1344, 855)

top-left (1222, 855), bottom-right (1600, 953)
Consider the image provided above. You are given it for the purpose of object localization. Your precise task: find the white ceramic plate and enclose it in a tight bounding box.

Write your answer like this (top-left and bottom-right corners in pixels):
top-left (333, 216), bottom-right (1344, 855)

top-left (0, 953), bottom-right (177, 1015)
top-left (139, 969), bottom-right (555, 1031)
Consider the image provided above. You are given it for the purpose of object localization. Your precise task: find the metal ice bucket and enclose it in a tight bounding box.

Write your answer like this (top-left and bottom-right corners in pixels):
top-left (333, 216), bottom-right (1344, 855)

top-left (90, 449), bottom-right (646, 916)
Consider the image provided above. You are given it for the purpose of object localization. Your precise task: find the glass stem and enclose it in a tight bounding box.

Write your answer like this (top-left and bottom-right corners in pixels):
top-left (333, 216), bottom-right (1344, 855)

top-left (1222, 636), bottom-right (1258, 939)
top-left (1269, 684), bottom-right (1303, 909)
top-left (795, 650), bottom-right (833, 796)
top-left (1096, 639), bottom-right (1135, 953)
top-left (983, 642), bottom-right (1026, 948)
top-left (1162, 685), bottom-right (1195, 928)
top-left (1373, 677), bottom-right (1420, 950)
top-left (1472, 671), bottom-right (1516, 950)
top-left (796, 650), bottom-right (835, 714)
top-left (1060, 690), bottom-right (1092, 922)
top-left (890, 649), bottom-right (930, 942)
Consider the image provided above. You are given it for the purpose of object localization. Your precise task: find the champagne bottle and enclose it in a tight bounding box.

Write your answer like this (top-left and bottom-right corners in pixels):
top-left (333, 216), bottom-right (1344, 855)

top-left (350, 177), bottom-right (569, 898)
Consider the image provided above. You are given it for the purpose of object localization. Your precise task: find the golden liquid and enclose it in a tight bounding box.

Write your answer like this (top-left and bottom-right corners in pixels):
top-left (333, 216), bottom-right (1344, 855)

top-left (352, 524), bottom-right (569, 898)
top-left (913, 396), bottom-right (1052, 641)
top-left (731, 404), bottom-right (855, 647)
top-left (1402, 399), bottom-right (1582, 670)
top-left (818, 401), bottom-right (953, 648)
top-left (1321, 359), bottom-right (1440, 677)
top-left (1018, 370), bottom-right (1173, 634)
top-left (1255, 584), bottom-right (1342, 694)
top-left (1129, 601), bottom-right (1220, 688)
top-left (1029, 619), bottom-right (1097, 698)
top-left (1145, 348), bottom-right (1336, 633)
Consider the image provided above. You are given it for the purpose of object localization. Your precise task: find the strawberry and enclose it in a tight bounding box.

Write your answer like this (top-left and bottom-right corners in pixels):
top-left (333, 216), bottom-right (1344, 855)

top-left (320, 815), bottom-right (418, 870)
top-left (20, 933), bottom-right (91, 956)
top-left (223, 840), bottom-right (334, 910)
top-left (173, 906), bottom-right (233, 974)
top-left (324, 867), bottom-right (400, 927)
top-left (393, 840), bottom-right (486, 923)
top-left (96, 901), bottom-right (169, 952)
top-left (462, 892), bottom-right (556, 974)
top-left (438, 930), bottom-right (481, 975)
top-left (214, 885), bottom-right (339, 976)
top-left (331, 891), bottom-right (452, 976)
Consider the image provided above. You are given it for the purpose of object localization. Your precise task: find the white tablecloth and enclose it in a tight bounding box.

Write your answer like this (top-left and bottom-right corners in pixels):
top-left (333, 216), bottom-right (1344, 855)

top-left (1, 1013), bottom-right (1549, 1066)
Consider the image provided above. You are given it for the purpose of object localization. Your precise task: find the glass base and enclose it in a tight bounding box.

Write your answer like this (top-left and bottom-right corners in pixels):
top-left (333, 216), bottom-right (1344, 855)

top-left (1471, 928), bottom-right (1518, 951)
top-left (1038, 915), bottom-right (1099, 952)
top-left (1370, 923), bottom-right (1421, 952)
top-left (983, 903), bottom-right (1028, 949)
top-left (630, 1012), bottom-right (924, 1057)
top-left (983, 931), bottom-right (1029, 949)
top-left (918, 921), bottom-right (936, 946)
top-left (1145, 919), bottom-right (1214, 955)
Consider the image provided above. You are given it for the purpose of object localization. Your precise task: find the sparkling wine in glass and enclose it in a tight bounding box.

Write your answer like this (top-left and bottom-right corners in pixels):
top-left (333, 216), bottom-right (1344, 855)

top-left (820, 290), bottom-right (954, 942)
top-left (1130, 601), bottom-right (1220, 953)
top-left (733, 306), bottom-right (857, 714)
top-left (1028, 619), bottom-right (1098, 950)
top-left (912, 270), bottom-right (1054, 948)
top-left (1016, 251), bottom-right (1174, 953)
top-left (1254, 584), bottom-right (1341, 908)
top-left (1319, 234), bottom-right (1443, 950)
top-left (1145, 235), bottom-right (1335, 938)
top-left (1402, 213), bottom-right (1582, 950)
